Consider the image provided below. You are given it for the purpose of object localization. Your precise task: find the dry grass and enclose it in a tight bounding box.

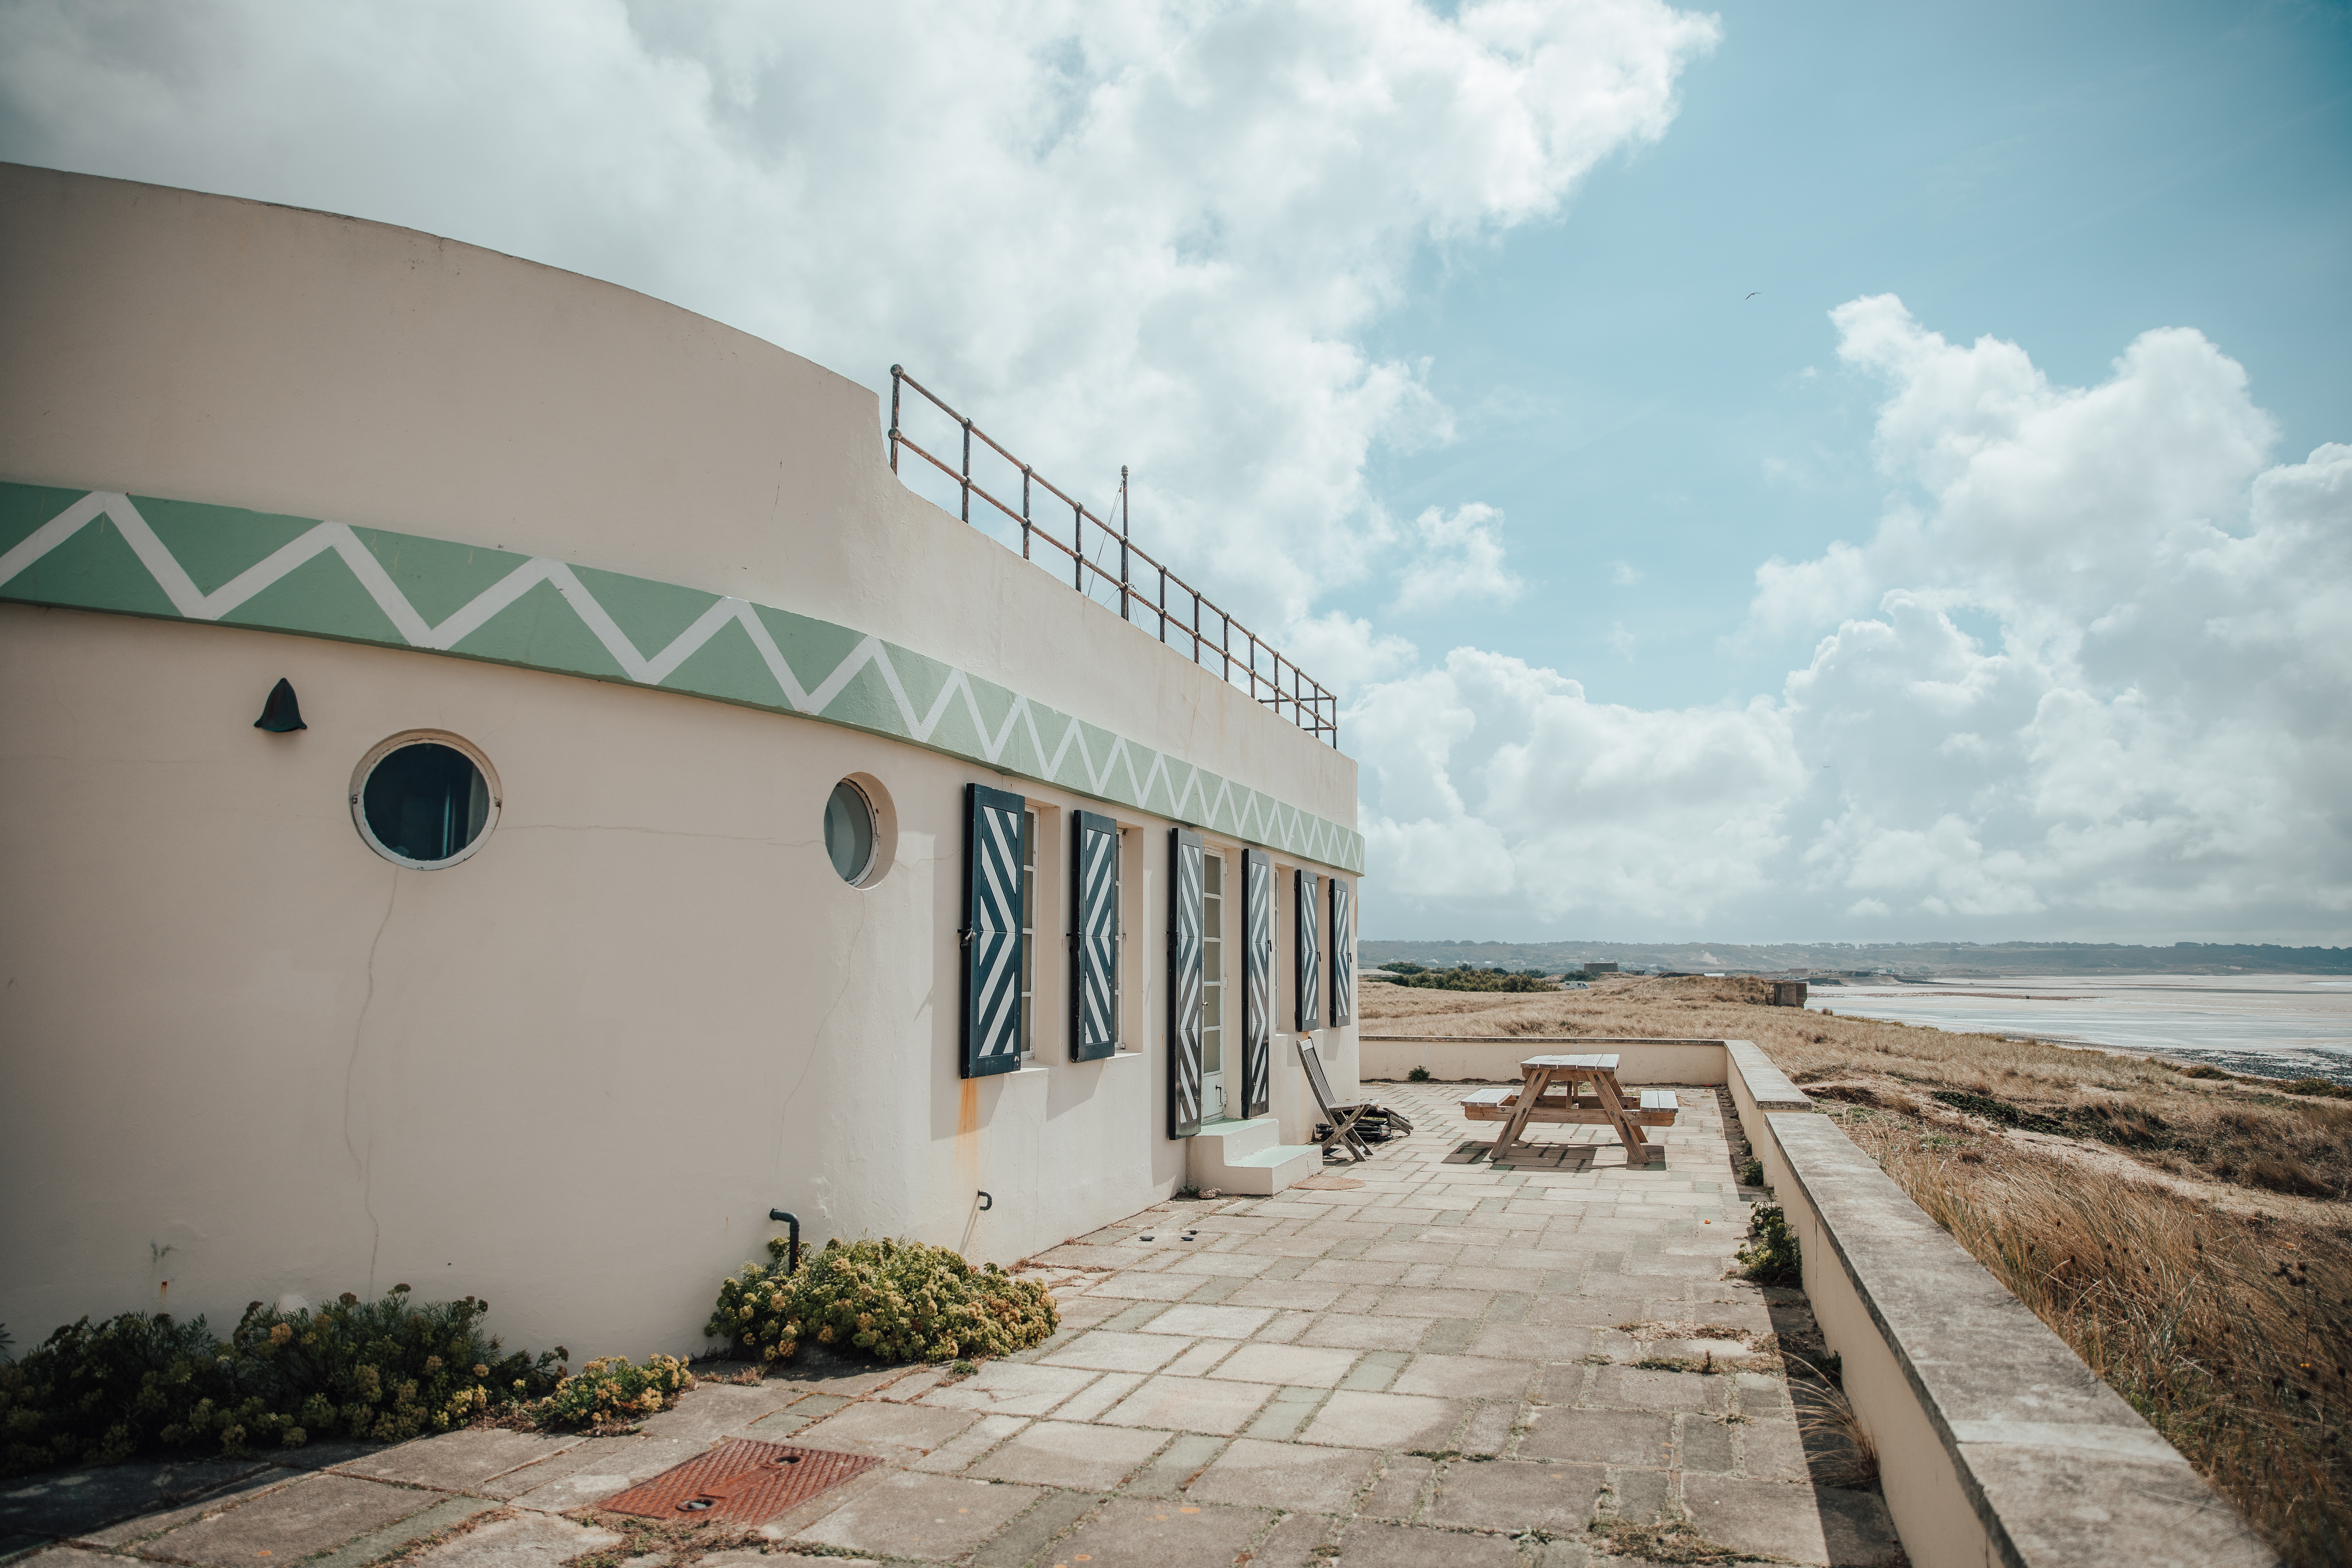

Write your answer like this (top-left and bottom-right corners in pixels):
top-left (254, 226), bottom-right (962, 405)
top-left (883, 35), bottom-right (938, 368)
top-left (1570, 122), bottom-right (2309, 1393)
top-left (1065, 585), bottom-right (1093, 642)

top-left (1360, 978), bottom-right (2352, 1564)
top-left (1361, 975), bottom-right (2352, 1204)
top-left (1846, 1112), bottom-right (2350, 1565)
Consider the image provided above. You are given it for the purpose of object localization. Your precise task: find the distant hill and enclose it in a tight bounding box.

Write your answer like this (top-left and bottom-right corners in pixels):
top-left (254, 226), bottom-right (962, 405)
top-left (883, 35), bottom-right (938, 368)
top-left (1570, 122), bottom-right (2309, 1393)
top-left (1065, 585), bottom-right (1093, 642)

top-left (1355, 940), bottom-right (2352, 977)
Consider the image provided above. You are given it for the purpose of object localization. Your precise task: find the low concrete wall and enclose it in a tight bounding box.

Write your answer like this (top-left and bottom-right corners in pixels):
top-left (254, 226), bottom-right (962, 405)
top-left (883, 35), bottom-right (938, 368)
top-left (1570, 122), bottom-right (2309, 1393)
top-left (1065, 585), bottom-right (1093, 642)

top-left (1359, 1034), bottom-right (1726, 1086)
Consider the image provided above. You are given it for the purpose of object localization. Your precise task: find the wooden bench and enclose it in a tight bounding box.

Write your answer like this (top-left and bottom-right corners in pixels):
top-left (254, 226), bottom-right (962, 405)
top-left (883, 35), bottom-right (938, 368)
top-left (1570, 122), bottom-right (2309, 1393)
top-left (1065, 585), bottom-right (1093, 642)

top-left (1460, 1084), bottom-right (1680, 1127)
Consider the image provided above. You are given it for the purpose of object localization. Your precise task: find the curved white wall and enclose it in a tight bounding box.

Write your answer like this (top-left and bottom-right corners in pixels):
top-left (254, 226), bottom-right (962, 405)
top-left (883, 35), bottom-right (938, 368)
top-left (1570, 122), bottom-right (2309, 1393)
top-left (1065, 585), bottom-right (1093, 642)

top-left (0, 164), bottom-right (1360, 1358)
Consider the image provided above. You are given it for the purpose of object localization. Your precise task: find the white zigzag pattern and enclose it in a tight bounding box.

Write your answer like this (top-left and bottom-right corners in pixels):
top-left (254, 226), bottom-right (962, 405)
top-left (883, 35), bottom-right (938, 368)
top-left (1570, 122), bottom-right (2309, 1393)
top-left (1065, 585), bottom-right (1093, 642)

top-left (0, 490), bottom-right (1358, 867)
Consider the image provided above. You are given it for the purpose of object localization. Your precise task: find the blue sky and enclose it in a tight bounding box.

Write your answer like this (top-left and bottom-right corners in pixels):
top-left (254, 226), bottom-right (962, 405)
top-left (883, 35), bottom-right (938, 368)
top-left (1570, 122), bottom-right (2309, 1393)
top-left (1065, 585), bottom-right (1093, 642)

top-left (2, 0), bottom-right (2346, 941)
top-left (1358, 0), bottom-right (2351, 713)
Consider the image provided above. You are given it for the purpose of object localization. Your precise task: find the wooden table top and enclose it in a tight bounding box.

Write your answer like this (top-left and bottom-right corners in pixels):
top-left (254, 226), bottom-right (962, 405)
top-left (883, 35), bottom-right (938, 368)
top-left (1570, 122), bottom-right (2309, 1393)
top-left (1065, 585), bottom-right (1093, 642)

top-left (1520, 1053), bottom-right (1621, 1072)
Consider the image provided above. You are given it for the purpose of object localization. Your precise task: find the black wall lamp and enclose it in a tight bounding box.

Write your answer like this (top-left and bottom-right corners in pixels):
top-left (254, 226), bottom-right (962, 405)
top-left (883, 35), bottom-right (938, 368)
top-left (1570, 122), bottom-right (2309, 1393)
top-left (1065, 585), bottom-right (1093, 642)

top-left (254, 678), bottom-right (306, 733)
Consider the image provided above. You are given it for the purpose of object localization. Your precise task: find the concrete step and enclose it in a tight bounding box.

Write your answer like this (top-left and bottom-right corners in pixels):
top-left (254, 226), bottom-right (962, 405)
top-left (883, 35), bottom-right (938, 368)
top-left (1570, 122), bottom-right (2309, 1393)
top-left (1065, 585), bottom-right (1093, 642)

top-left (1188, 1120), bottom-right (1324, 1196)
top-left (1195, 1115), bottom-right (1279, 1160)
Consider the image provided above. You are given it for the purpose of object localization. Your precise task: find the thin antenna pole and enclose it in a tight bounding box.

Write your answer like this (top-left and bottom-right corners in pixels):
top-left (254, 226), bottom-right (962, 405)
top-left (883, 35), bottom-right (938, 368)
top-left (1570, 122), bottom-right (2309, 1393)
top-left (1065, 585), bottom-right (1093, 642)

top-left (1118, 465), bottom-right (1131, 624)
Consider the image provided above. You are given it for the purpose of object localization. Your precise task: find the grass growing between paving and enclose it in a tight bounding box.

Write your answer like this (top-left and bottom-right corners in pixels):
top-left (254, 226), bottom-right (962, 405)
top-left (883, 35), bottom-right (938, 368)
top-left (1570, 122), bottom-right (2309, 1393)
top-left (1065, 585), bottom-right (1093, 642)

top-left (1363, 977), bottom-right (2352, 1567)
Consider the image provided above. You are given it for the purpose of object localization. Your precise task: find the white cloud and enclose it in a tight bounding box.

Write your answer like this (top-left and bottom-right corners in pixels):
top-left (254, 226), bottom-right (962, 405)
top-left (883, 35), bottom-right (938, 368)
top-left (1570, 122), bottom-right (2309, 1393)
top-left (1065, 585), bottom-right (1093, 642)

top-left (1390, 502), bottom-right (1524, 613)
top-left (1609, 560), bottom-right (1642, 586)
top-left (1366, 300), bottom-right (2352, 939)
top-left (0, 0), bottom-right (1717, 642)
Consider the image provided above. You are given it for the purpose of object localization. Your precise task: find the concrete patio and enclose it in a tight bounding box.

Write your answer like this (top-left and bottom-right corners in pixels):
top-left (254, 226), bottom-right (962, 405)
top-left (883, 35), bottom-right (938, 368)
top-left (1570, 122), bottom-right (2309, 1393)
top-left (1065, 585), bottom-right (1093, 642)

top-left (2, 1083), bottom-right (1904, 1567)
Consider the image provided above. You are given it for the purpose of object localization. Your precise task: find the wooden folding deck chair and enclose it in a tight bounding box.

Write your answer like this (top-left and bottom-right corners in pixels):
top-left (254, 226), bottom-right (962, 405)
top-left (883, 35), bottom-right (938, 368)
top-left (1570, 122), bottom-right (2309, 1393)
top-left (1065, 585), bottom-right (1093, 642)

top-left (1298, 1038), bottom-right (1412, 1162)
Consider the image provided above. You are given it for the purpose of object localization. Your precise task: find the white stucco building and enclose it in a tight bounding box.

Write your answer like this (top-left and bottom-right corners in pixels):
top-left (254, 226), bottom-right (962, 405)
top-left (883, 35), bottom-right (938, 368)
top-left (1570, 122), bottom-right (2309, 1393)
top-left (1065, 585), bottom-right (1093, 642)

top-left (0, 164), bottom-right (1363, 1357)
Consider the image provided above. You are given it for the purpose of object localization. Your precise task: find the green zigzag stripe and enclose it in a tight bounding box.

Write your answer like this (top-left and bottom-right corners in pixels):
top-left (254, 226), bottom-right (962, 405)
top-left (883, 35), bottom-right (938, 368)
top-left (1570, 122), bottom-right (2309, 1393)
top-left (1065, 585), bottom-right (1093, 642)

top-left (0, 483), bottom-right (1365, 874)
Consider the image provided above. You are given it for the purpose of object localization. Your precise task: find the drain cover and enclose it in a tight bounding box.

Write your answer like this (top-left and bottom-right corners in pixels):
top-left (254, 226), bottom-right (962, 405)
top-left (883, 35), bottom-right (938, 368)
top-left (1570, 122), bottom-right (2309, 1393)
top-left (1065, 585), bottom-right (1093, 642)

top-left (597, 1438), bottom-right (881, 1523)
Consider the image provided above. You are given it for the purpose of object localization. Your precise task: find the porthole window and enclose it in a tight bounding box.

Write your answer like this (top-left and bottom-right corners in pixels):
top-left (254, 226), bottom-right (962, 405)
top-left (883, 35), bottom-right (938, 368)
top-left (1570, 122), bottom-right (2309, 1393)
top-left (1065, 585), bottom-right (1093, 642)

top-left (825, 778), bottom-right (878, 884)
top-left (351, 733), bottom-right (499, 869)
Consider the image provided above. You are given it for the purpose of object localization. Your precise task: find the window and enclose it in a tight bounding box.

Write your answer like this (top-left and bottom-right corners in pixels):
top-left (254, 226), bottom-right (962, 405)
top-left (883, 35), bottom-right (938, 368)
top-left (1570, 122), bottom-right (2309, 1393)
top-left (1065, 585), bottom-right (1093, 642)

top-left (351, 734), bottom-right (498, 869)
top-left (1021, 807), bottom-right (1037, 1057)
top-left (825, 779), bottom-right (878, 884)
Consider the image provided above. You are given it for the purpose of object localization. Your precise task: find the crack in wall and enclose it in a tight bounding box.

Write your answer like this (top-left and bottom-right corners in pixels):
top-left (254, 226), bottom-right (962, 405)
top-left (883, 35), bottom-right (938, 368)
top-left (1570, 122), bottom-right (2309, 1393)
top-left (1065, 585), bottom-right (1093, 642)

top-left (345, 872), bottom-right (399, 1294)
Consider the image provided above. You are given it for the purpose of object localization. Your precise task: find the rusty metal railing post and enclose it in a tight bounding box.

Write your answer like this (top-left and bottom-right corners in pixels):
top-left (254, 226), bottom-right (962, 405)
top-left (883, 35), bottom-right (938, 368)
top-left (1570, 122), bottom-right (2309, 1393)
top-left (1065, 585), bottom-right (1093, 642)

top-left (889, 365), bottom-right (903, 473)
top-left (1072, 503), bottom-right (1084, 593)
top-left (1118, 466), bottom-right (1131, 624)
top-left (1021, 465), bottom-right (1032, 560)
top-left (960, 417), bottom-right (973, 524)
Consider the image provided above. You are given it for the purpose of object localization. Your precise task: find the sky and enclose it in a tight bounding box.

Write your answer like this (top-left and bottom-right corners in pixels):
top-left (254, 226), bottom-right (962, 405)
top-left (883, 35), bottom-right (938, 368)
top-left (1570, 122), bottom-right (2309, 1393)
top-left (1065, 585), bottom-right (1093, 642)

top-left (2, 0), bottom-right (2346, 945)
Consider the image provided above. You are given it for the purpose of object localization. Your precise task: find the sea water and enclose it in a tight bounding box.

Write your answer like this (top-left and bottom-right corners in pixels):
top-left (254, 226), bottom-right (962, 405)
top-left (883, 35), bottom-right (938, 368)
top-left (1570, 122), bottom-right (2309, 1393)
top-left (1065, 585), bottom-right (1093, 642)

top-left (1810, 973), bottom-right (2352, 1086)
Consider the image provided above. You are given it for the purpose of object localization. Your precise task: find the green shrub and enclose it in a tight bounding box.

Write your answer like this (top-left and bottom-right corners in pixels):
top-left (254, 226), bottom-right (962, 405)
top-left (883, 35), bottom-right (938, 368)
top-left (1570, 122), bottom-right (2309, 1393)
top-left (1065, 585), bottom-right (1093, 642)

top-left (1737, 1204), bottom-right (1802, 1287)
top-left (707, 1237), bottom-right (1056, 1366)
top-left (2282, 1077), bottom-right (2352, 1100)
top-left (1379, 965), bottom-right (1556, 993)
top-left (1407, 1065), bottom-right (1433, 1082)
top-left (543, 1355), bottom-right (694, 1430)
top-left (0, 1288), bottom-right (560, 1478)
top-left (1736, 1157), bottom-right (1766, 1188)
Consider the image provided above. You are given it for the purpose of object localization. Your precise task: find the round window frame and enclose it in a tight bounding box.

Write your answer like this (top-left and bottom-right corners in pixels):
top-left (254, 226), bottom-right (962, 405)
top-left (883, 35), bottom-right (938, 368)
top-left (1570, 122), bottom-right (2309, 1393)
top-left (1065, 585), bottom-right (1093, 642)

top-left (349, 730), bottom-right (503, 870)
top-left (826, 773), bottom-right (896, 889)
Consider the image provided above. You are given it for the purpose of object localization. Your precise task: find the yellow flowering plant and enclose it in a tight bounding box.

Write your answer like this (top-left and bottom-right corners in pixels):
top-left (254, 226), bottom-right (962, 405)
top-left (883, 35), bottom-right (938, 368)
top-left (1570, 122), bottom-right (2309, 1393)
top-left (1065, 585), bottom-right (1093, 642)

top-left (541, 1355), bottom-right (695, 1430)
top-left (705, 1237), bottom-right (1055, 1366)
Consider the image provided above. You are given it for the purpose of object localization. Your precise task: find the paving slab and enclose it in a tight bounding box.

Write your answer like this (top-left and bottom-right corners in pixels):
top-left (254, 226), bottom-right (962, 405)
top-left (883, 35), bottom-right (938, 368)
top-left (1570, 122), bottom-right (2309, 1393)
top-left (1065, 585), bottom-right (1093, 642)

top-left (1038, 1330), bottom-right (1194, 1374)
top-left (790, 1401), bottom-right (981, 1464)
top-left (504, 1436), bottom-right (707, 1511)
top-left (965, 1420), bottom-right (1168, 1489)
top-left (1390, 1353), bottom-right (1538, 1402)
top-left (1424, 1457), bottom-right (1605, 1533)
top-left (1296, 1389), bottom-right (1465, 1451)
top-left (1044, 1495), bottom-right (1269, 1568)
top-left (1205, 1341), bottom-right (1360, 1388)
top-left (1298, 1313), bottom-right (1427, 1352)
top-left (475, 1434), bottom-right (644, 1499)
top-left (303, 1496), bottom-right (498, 1568)
top-left (406, 1509), bottom-right (625, 1566)
top-left (789, 1470), bottom-right (1041, 1562)
top-left (1680, 1474), bottom-right (1902, 1566)
top-left (1100, 1374), bottom-right (1276, 1436)
top-left (1183, 1437), bottom-right (1377, 1514)
top-left (1586, 1364), bottom-right (1730, 1414)
top-left (1516, 1405), bottom-right (1675, 1470)
top-left (332, 1426), bottom-right (589, 1490)
top-left (1135, 1303), bottom-right (1276, 1339)
top-left (908, 1412), bottom-right (1027, 1474)
top-left (918, 1361), bottom-right (1103, 1417)
top-left (1, 1458), bottom-right (276, 1545)
top-left (1328, 1518), bottom-right (1526, 1566)
top-left (969, 1488), bottom-right (1103, 1568)
top-left (131, 1473), bottom-right (433, 1566)
top-left (635, 1379), bottom-right (803, 1439)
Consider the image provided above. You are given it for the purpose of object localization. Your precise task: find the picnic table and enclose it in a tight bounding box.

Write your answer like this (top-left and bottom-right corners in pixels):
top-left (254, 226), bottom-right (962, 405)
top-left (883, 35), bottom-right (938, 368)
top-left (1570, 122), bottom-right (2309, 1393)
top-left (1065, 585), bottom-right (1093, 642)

top-left (1459, 1053), bottom-right (1675, 1166)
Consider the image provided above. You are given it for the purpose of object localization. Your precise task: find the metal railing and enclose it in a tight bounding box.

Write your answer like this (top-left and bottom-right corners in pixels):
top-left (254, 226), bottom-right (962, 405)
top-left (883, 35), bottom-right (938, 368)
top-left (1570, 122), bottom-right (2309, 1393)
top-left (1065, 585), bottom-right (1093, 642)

top-left (888, 365), bottom-right (1339, 746)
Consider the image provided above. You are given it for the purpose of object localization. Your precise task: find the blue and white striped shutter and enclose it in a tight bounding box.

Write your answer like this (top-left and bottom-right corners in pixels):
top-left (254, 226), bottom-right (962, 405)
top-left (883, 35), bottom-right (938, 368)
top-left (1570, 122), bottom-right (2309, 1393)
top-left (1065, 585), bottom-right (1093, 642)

top-left (961, 782), bottom-right (1027, 1078)
top-left (1295, 868), bottom-right (1322, 1032)
top-left (1071, 810), bottom-right (1120, 1062)
top-left (1330, 877), bottom-right (1356, 1027)
top-left (1168, 828), bottom-right (1205, 1138)
top-left (1241, 848), bottom-right (1274, 1118)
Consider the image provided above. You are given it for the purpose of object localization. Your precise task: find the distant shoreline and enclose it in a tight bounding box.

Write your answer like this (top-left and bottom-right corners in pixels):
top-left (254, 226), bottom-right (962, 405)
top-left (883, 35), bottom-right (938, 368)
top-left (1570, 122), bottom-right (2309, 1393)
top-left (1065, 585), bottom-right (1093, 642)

top-left (1358, 939), bottom-right (2351, 977)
